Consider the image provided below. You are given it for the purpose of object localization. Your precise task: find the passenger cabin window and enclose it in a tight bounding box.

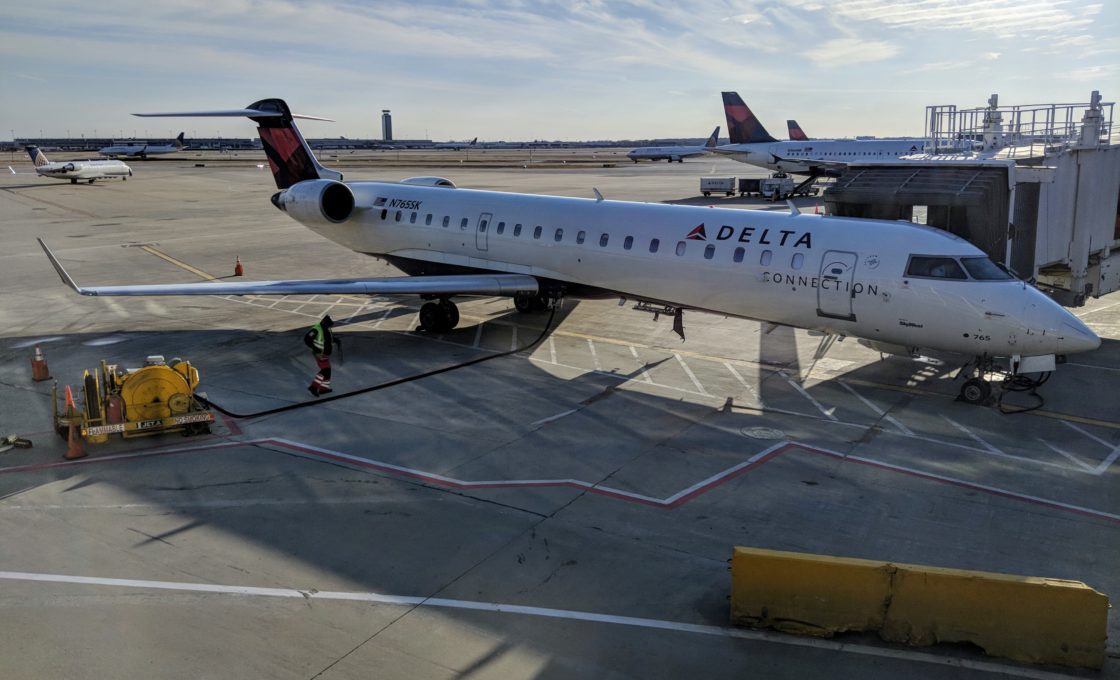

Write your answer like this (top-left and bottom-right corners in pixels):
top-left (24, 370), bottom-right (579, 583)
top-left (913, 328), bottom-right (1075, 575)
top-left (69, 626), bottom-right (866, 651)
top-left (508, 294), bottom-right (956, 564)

top-left (514, 223), bottom-right (523, 236)
top-left (906, 256), bottom-right (967, 280)
top-left (649, 239), bottom-right (660, 253)
top-left (760, 250), bottom-right (772, 265)
top-left (395, 211), bottom-right (402, 222)
top-left (478, 218), bottom-right (488, 232)
top-left (961, 256), bottom-right (1013, 280)
top-left (554, 228), bottom-right (563, 242)
top-left (703, 244), bottom-right (715, 260)
top-left (791, 253), bottom-right (804, 269)
top-left (676, 241), bottom-right (686, 256)
top-left (623, 236), bottom-right (633, 250)
top-left (410, 212), bottom-right (417, 224)
top-left (576, 230), bottom-right (586, 244)
top-left (733, 247), bottom-right (745, 263)
top-left (496, 221), bottom-right (505, 234)
top-left (381, 209), bottom-right (388, 220)
top-left (460, 217), bottom-right (469, 229)
top-left (600, 233), bottom-right (609, 247)
top-left (425, 214), bottom-right (433, 226)
top-left (533, 226), bottom-right (543, 239)
top-left (442, 216), bottom-right (450, 228)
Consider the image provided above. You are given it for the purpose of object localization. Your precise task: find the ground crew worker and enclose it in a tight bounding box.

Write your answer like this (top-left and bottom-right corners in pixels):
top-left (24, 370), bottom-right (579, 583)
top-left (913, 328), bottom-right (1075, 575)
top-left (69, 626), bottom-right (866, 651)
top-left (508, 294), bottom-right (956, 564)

top-left (304, 314), bottom-right (339, 396)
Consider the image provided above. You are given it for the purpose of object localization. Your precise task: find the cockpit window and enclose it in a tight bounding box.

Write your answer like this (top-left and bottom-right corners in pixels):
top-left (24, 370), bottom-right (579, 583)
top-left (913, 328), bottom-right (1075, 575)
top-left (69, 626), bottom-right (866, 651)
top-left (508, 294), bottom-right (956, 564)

top-left (905, 256), bottom-right (967, 280)
top-left (961, 256), bottom-right (1013, 280)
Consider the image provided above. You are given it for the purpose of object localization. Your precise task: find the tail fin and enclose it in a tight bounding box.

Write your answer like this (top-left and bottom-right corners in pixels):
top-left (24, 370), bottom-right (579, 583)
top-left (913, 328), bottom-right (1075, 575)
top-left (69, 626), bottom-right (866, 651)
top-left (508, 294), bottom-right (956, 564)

top-left (704, 126), bottom-right (721, 149)
top-left (787, 120), bottom-right (809, 141)
top-left (134, 99), bottom-right (340, 189)
top-left (721, 92), bottom-right (776, 144)
top-left (25, 146), bottom-right (50, 167)
top-left (469, 137), bottom-right (478, 147)
top-left (174, 132), bottom-right (186, 149)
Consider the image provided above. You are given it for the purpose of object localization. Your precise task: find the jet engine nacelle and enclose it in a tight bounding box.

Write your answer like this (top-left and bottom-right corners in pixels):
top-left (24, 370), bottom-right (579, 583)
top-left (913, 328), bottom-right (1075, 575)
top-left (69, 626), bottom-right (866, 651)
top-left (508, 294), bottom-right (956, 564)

top-left (273, 179), bottom-right (355, 225)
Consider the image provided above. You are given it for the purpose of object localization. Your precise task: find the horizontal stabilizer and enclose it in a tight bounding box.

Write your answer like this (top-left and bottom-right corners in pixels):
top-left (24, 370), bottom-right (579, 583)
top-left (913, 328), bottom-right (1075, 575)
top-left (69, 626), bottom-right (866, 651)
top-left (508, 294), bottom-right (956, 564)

top-left (134, 109), bottom-right (333, 121)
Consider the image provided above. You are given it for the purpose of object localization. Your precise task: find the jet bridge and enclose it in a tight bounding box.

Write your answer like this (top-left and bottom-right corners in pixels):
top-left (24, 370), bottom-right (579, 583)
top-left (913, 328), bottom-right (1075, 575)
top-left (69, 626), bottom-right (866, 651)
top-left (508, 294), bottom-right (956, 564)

top-left (824, 91), bottom-right (1120, 306)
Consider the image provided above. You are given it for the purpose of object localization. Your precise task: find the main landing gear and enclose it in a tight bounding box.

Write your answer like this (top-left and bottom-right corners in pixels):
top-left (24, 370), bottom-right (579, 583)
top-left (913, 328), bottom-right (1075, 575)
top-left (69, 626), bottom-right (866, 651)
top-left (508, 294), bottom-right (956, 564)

top-left (418, 298), bottom-right (460, 333)
top-left (513, 291), bottom-right (554, 313)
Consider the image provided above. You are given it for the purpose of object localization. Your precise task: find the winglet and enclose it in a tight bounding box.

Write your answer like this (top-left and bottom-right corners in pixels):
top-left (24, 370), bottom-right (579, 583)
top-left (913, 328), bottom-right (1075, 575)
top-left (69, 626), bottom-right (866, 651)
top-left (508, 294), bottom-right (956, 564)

top-left (593, 187), bottom-right (604, 202)
top-left (786, 200), bottom-right (801, 216)
top-left (37, 239), bottom-right (90, 295)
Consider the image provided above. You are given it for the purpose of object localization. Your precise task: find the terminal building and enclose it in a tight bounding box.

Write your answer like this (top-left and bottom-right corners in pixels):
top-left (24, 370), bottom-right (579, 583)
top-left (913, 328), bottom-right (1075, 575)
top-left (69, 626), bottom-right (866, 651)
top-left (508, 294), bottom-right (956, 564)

top-left (824, 91), bottom-right (1119, 306)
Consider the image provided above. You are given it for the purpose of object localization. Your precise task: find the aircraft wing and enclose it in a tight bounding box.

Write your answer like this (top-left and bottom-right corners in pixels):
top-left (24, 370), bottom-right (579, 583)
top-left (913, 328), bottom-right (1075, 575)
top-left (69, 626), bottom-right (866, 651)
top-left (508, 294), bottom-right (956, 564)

top-left (770, 153), bottom-right (849, 176)
top-left (38, 239), bottom-right (537, 298)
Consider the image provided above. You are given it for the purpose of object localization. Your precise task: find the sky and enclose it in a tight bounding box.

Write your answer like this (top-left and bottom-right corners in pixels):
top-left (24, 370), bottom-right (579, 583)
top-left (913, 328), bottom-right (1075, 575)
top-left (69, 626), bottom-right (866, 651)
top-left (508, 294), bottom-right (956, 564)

top-left (1, 1), bottom-right (1117, 142)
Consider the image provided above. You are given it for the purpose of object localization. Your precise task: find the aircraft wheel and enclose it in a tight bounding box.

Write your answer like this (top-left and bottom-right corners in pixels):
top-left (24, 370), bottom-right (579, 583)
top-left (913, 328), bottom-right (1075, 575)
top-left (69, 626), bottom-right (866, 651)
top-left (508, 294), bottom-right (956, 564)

top-left (88, 179), bottom-right (95, 184)
top-left (439, 299), bottom-right (459, 329)
top-left (419, 302), bottom-right (444, 332)
top-left (71, 179), bottom-right (77, 184)
top-left (959, 378), bottom-right (991, 405)
top-left (514, 291), bottom-right (536, 313)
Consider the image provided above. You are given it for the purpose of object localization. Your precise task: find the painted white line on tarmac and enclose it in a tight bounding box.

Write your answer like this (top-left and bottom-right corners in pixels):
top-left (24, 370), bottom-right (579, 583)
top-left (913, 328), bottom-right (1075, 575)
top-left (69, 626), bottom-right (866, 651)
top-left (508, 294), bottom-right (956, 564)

top-left (630, 346), bottom-right (653, 383)
top-left (723, 362), bottom-right (762, 406)
top-left (838, 381), bottom-right (912, 436)
top-left (783, 373), bottom-right (836, 421)
top-left (473, 323), bottom-right (483, 349)
top-left (1037, 439), bottom-right (1096, 473)
top-left (548, 336), bottom-right (557, 365)
top-left (0, 570), bottom-right (1082, 680)
top-left (530, 409), bottom-right (578, 427)
top-left (674, 353), bottom-right (710, 396)
top-left (587, 339), bottom-right (601, 371)
top-left (942, 416), bottom-right (1004, 455)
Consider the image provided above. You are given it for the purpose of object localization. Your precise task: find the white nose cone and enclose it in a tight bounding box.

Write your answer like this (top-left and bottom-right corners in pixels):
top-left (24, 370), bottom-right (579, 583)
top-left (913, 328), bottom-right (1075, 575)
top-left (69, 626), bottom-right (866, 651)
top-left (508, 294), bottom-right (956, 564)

top-left (1058, 314), bottom-right (1101, 355)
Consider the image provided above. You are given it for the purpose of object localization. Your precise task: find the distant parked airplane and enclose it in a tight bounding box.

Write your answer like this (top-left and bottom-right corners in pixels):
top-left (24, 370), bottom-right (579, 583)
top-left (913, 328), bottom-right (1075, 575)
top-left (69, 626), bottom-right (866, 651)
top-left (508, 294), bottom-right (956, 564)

top-left (99, 132), bottom-right (186, 159)
top-left (433, 137), bottom-right (477, 150)
top-left (627, 126), bottom-right (720, 163)
top-left (23, 146), bottom-right (132, 184)
top-left (715, 93), bottom-right (925, 175)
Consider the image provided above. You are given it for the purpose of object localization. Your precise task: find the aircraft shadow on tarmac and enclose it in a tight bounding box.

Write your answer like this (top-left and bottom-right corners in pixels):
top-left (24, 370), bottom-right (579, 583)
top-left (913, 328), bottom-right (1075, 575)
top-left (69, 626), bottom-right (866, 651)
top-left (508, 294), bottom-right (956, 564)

top-left (0, 304), bottom-right (1116, 676)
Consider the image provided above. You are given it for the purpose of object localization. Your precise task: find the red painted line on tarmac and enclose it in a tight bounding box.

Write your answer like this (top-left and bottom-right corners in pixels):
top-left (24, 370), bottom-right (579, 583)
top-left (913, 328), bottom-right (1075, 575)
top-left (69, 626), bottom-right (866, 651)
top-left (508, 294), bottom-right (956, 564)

top-left (2, 437), bottom-right (1116, 523)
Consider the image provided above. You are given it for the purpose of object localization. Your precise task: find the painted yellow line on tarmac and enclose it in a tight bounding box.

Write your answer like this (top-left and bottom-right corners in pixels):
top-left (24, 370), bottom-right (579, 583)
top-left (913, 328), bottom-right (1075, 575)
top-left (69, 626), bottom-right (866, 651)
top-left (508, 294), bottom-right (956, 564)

top-left (140, 245), bottom-right (219, 281)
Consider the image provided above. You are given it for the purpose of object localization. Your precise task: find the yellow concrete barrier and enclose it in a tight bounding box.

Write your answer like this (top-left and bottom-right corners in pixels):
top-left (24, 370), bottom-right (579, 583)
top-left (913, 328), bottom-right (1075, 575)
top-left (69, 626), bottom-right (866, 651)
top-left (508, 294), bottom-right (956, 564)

top-left (730, 546), bottom-right (1109, 669)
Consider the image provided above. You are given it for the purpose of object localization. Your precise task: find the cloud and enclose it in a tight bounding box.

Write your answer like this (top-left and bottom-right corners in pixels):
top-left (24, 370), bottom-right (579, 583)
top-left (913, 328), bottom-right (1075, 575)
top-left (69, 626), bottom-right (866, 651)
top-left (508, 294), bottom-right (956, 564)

top-left (804, 38), bottom-right (900, 68)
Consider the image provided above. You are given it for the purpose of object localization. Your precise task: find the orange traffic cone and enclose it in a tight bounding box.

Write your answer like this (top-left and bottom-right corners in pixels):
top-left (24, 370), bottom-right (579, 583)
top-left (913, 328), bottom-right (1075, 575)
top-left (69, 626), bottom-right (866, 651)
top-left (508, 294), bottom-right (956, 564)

top-left (64, 384), bottom-right (76, 413)
top-left (31, 346), bottom-right (51, 382)
top-left (814, 203), bottom-right (820, 214)
top-left (65, 419), bottom-right (86, 460)
top-left (234, 256), bottom-right (244, 277)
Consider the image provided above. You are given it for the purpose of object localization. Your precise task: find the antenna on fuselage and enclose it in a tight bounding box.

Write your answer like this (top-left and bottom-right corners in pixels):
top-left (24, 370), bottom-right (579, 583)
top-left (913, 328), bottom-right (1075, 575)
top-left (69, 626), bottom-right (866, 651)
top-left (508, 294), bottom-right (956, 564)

top-left (786, 200), bottom-right (801, 215)
top-left (593, 188), bottom-right (604, 202)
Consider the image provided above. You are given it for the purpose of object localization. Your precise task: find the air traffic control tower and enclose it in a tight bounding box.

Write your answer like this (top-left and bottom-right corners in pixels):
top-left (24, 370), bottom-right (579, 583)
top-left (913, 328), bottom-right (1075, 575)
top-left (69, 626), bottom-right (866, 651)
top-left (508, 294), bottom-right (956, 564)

top-left (824, 91), bottom-right (1119, 307)
top-left (381, 110), bottom-right (392, 142)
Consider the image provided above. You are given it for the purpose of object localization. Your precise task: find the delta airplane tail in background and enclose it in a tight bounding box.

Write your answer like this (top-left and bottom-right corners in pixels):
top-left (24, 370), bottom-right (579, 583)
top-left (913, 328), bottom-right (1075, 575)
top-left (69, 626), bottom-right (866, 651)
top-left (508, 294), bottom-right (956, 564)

top-left (787, 120), bottom-right (809, 141)
top-left (722, 92), bottom-right (777, 144)
top-left (627, 126), bottom-right (720, 163)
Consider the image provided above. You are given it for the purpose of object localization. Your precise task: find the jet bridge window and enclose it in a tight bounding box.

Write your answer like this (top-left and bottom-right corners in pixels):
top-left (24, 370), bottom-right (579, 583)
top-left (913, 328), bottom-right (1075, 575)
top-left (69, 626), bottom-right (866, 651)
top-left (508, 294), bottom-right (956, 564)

top-left (961, 256), bottom-right (1013, 280)
top-left (906, 256), bottom-right (967, 280)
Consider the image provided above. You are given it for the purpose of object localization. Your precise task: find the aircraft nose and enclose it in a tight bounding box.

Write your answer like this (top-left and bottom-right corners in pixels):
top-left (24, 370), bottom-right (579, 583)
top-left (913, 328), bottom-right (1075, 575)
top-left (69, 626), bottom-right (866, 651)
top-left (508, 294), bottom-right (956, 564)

top-left (1056, 314), bottom-right (1101, 354)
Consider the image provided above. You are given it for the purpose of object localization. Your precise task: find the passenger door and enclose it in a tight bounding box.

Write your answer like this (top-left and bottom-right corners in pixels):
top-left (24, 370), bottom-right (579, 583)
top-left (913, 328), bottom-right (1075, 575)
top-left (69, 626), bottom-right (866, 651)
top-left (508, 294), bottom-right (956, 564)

top-left (817, 250), bottom-right (858, 321)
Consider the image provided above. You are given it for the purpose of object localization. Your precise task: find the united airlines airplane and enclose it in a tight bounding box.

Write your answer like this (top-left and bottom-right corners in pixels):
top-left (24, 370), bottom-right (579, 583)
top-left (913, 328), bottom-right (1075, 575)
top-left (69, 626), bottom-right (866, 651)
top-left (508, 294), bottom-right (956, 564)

top-left (627, 127), bottom-right (720, 163)
top-left (24, 146), bottom-right (132, 184)
top-left (716, 92), bottom-right (926, 176)
top-left (37, 98), bottom-right (1099, 403)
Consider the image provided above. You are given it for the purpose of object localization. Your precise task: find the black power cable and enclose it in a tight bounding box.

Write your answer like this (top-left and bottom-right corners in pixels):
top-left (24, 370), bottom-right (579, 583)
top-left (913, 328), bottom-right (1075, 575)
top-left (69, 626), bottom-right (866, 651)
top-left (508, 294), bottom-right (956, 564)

top-left (198, 304), bottom-right (558, 419)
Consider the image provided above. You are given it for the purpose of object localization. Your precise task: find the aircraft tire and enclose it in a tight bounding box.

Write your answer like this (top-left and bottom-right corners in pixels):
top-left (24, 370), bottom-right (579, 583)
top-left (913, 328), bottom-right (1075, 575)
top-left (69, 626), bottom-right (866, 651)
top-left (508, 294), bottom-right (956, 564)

top-left (514, 292), bottom-right (536, 313)
top-left (439, 299), bottom-right (460, 329)
top-left (419, 302), bottom-right (443, 332)
top-left (960, 378), bottom-right (991, 404)
top-left (71, 179), bottom-right (77, 184)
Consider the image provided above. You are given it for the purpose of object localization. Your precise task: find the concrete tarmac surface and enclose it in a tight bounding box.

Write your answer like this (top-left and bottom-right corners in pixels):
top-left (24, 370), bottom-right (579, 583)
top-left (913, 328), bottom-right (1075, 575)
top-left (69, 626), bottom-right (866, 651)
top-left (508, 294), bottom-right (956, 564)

top-left (0, 149), bottom-right (1117, 679)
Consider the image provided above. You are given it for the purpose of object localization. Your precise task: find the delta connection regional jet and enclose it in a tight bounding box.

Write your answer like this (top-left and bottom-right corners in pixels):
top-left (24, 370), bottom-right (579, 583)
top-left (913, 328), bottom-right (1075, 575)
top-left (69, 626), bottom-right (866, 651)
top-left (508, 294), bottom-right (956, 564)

top-left (21, 146), bottom-right (132, 184)
top-left (38, 98), bottom-right (1099, 403)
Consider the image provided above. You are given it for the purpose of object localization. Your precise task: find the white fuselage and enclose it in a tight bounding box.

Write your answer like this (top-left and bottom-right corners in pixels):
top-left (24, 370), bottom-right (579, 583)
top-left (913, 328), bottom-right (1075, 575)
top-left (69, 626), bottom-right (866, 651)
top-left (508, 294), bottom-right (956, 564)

top-left (281, 180), bottom-right (1098, 359)
top-left (716, 138), bottom-right (925, 173)
top-left (99, 142), bottom-right (181, 158)
top-left (35, 159), bottom-right (132, 182)
top-left (627, 145), bottom-right (711, 162)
